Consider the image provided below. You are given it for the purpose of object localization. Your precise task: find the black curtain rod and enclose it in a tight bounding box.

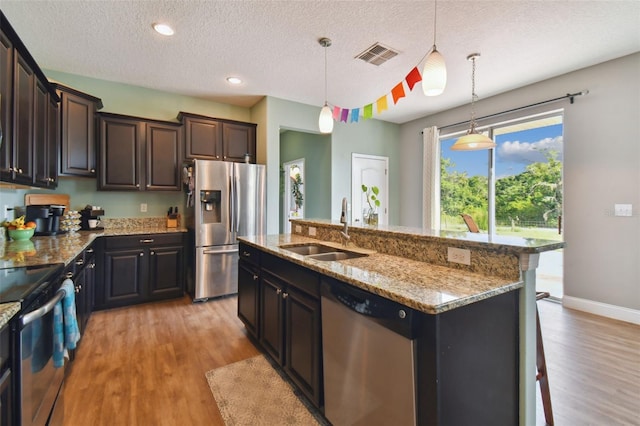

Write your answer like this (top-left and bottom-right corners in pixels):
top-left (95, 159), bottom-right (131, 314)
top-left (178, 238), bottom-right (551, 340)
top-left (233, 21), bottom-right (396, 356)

top-left (436, 90), bottom-right (589, 131)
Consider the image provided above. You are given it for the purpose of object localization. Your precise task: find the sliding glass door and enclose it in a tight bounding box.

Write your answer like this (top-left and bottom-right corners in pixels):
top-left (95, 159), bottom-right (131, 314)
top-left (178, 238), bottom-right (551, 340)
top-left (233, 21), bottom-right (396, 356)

top-left (439, 112), bottom-right (564, 298)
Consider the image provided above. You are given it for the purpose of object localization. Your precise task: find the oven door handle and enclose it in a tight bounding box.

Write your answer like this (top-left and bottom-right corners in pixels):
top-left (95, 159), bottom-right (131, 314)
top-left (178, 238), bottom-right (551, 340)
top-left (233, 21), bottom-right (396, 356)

top-left (21, 288), bottom-right (66, 327)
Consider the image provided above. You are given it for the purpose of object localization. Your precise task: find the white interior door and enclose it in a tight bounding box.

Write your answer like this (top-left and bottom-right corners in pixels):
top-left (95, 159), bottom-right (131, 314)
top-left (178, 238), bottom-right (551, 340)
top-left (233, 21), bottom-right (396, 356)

top-left (282, 158), bottom-right (305, 233)
top-left (351, 154), bottom-right (388, 225)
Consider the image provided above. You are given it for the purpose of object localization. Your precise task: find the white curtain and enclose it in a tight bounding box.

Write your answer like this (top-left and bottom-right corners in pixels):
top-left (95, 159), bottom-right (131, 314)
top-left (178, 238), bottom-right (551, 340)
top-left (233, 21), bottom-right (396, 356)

top-left (422, 126), bottom-right (440, 230)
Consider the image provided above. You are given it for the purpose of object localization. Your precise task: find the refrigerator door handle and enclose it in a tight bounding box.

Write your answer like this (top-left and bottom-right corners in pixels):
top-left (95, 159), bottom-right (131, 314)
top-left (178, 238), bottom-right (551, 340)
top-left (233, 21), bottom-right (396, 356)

top-left (228, 173), bottom-right (234, 235)
top-left (203, 248), bottom-right (238, 255)
top-left (234, 171), bottom-right (240, 233)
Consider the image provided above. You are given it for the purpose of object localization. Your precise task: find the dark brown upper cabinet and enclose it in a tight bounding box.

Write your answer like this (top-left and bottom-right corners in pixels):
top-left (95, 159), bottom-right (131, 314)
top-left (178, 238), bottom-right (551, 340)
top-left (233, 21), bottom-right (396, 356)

top-left (0, 11), bottom-right (60, 188)
top-left (178, 111), bottom-right (256, 163)
top-left (53, 83), bottom-right (103, 177)
top-left (98, 112), bottom-right (182, 191)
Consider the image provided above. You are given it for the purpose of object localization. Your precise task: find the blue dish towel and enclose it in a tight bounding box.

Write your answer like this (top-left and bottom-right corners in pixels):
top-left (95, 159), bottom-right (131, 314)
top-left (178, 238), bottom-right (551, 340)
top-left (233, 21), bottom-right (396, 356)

top-left (53, 279), bottom-right (81, 368)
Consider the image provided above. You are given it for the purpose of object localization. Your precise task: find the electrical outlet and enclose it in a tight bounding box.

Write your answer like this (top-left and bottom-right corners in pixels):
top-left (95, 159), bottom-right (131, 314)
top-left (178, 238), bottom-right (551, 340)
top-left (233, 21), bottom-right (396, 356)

top-left (140, 203), bottom-right (148, 213)
top-left (3, 205), bottom-right (10, 220)
top-left (614, 203), bottom-right (632, 217)
top-left (295, 225), bottom-right (302, 233)
top-left (448, 247), bottom-right (471, 265)
top-left (309, 227), bottom-right (316, 236)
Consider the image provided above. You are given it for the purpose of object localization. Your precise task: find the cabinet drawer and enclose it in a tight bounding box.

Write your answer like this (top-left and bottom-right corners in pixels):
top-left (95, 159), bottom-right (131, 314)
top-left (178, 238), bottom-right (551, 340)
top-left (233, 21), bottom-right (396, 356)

top-left (105, 233), bottom-right (184, 249)
top-left (239, 243), bottom-right (260, 267)
top-left (261, 253), bottom-right (319, 298)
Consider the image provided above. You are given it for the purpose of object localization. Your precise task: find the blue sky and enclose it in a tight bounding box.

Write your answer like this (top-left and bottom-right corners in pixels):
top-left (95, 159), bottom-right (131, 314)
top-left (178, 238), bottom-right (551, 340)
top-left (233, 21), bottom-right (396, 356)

top-left (442, 123), bottom-right (563, 178)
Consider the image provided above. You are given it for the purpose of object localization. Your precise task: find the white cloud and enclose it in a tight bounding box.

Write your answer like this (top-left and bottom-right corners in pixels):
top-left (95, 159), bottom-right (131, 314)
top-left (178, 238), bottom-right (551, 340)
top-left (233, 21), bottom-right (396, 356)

top-left (497, 136), bottom-right (563, 164)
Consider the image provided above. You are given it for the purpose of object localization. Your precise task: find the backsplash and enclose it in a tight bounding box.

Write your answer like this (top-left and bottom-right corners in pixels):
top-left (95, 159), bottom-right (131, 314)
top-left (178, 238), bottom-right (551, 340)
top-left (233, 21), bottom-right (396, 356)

top-left (291, 219), bottom-right (521, 281)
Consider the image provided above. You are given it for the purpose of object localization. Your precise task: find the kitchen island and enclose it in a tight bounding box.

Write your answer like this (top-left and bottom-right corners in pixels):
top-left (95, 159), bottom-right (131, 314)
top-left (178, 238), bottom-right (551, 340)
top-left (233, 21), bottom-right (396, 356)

top-left (240, 218), bottom-right (564, 425)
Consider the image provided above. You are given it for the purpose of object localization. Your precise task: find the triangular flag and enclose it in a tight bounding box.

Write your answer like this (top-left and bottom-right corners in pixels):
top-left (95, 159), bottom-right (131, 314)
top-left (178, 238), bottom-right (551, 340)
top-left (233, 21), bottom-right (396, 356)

top-left (333, 106), bottom-right (341, 120)
top-left (340, 108), bottom-right (349, 123)
top-left (391, 82), bottom-right (406, 104)
top-left (406, 67), bottom-right (422, 91)
top-left (363, 104), bottom-right (373, 120)
top-left (376, 95), bottom-right (388, 114)
top-left (350, 108), bottom-right (360, 123)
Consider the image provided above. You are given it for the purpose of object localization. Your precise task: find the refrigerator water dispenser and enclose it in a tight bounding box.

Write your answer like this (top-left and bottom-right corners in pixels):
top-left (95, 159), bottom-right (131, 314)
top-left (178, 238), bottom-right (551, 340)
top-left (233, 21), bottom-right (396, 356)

top-left (200, 190), bottom-right (221, 223)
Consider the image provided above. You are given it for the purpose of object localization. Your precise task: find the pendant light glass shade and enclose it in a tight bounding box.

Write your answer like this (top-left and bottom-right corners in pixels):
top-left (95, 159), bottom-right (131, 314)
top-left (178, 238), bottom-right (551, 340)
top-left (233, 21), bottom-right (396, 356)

top-left (319, 103), bottom-right (334, 134)
top-left (318, 38), bottom-right (333, 134)
top-left (422, 46), bottom-right (447, 96)
top-left (451, 128), bottom-right (495, 151)
top-left (452, 53), bottom-right (496, 151)
top-left (422, 0), bottom-right (446, 97)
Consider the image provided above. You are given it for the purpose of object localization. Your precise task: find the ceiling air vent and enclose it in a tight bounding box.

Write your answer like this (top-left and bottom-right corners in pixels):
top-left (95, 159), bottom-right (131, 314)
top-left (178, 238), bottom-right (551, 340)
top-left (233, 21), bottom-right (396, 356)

top-left (355, 43), bottom-right (399, 66)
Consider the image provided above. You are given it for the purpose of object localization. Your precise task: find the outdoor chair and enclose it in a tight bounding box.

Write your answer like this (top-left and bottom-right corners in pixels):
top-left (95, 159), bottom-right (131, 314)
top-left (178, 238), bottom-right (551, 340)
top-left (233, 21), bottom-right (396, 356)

top-left (461, 214), bottom-right (480, 233)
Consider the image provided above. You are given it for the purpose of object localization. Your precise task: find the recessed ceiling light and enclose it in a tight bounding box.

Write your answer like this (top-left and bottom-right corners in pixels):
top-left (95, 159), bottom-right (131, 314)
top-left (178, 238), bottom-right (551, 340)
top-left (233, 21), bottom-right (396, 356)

top-left (153, 23), bottom-right (174, 36)
top-left (226, 77), bottom-right (243, 85)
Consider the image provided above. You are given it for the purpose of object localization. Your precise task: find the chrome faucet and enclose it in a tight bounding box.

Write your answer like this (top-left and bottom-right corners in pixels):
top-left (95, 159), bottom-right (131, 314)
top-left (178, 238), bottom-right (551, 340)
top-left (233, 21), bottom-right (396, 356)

top-left (340, 197), bottom-right (350, 246)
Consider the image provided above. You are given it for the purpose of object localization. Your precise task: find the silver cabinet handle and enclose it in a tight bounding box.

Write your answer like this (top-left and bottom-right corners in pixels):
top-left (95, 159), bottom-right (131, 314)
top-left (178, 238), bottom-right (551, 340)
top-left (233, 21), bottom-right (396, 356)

top-left (90, 168), bottom-right (95, 173)
top-left (282, 292), bottom-right (289, 299)
top-left (139, 239), bottom-right (154, 243)
top-left (87, 248), bottom-right (94, 253)
top-left (75, 258), bottom-right (84, 266)
top-left (276, 288), bottom-right (282, 295)
top-left (242, 251), bottom-right (251, 257)
top-left (65, 272), bottom-right (74, 279)
top-left (139, 252), bottom-right (144, 257)
top-left (150, 251), bottom-right (155, 255)
top-left (253, 274), bottom-right (258, 280)
top-left (136, 183), bottom-right (140, 188)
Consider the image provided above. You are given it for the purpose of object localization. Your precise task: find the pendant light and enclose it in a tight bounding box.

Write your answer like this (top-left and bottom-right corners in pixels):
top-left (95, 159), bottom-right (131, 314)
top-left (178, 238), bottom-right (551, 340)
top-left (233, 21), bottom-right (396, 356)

top-left (318, 37), bottom-right (334, 134)
top-left (451, 53), bottom-right (496, 151)
top-left (422, 0), bottom-right (447, 96)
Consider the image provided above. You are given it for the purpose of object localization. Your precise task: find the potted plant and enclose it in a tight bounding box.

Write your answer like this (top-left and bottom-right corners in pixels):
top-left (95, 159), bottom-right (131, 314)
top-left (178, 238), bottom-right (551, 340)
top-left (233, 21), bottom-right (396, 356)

top-left (361, 185), bottom-right (380, 225)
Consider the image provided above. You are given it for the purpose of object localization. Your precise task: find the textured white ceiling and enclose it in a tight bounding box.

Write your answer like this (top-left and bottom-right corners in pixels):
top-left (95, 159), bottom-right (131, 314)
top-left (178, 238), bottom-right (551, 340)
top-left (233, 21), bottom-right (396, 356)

top-left (2, 1), bottom-right (639, 124)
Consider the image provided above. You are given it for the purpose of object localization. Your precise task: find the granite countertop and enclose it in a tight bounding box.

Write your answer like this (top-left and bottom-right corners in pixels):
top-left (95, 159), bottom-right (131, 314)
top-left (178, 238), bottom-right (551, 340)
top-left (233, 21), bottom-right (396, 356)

top-left (0, 226), bottom-right (187, 269)
top-left (0, 225), bottom-right (187, 327)
top-left (0, 302), bottom-right (20, 329)
top-left (240, 234), bottom-right (523, 315)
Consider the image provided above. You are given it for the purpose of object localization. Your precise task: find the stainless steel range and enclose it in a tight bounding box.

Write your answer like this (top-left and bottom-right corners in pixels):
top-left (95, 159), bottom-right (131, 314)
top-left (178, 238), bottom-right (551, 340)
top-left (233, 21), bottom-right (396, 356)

top-left (0, 263), bottom-right (66, 426)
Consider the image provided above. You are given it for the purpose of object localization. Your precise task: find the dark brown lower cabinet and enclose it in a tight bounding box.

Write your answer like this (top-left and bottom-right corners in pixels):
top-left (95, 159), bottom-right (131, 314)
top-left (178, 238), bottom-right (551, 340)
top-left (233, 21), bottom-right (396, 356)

top-left (96, 233), bottom-right (184, 310)
top-left (250, 252), bottom-right (323, 409)
top-left (237, 258), bottom-right (260, 338)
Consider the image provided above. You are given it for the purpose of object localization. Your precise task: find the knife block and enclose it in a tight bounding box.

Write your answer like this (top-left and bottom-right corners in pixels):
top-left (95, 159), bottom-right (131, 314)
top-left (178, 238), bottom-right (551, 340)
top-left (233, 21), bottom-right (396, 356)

top-left (166, 215), bottom-right (179, 228)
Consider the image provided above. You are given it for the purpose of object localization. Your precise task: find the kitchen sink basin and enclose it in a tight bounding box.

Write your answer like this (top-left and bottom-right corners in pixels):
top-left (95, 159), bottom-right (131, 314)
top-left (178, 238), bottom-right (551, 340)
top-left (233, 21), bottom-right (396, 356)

top-left (279, 243), bottom-right (337, 255)
top-left (279, 243), bottom-right (369, 261)
top-left (306, 251), bottom-right (368, 261)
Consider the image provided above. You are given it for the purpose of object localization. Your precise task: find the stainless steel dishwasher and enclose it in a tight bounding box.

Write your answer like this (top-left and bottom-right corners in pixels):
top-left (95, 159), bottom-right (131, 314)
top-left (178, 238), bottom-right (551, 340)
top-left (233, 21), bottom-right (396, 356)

top-left (321, 279), bottom-right (420, 426)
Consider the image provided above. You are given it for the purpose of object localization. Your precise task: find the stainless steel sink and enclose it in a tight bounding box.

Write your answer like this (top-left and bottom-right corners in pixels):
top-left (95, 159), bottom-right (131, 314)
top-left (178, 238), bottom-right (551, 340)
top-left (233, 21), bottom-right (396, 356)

top-left (279, 243), bottom-right (368, 261)
top-left (306, 251), bottom-right (367, 261)
top-left (279, 243), bottom-right (337, 255)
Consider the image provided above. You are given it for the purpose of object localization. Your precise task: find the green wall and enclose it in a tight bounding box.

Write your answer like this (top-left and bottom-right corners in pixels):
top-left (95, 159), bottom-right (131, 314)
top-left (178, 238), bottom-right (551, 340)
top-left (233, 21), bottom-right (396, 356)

top-left (279, 130), bottom-right (331, 232)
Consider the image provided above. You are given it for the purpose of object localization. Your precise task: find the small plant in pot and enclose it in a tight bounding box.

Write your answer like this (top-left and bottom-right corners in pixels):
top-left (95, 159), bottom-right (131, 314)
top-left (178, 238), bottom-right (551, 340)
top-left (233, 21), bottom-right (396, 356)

top-left (361, 185), bottom-right (380, 225)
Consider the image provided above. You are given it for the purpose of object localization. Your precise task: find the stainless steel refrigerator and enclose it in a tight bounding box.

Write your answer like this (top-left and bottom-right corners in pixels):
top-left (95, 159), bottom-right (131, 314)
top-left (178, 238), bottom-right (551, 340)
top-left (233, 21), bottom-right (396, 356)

top-left (187, 159), bottom-right (266, 301)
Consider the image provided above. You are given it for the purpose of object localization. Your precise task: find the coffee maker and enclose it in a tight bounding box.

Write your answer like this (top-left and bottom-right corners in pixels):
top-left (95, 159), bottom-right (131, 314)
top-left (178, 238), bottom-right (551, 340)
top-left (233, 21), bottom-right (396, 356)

top-left (25, 204), bottom-right (66, 235)
top-left (80, 206), bottom-right (105, 230)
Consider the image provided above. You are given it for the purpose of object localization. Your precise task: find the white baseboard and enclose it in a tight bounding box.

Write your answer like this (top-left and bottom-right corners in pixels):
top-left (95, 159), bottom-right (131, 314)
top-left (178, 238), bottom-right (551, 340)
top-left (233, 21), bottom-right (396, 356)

top-left (563, 296), bottom-right (640, 325)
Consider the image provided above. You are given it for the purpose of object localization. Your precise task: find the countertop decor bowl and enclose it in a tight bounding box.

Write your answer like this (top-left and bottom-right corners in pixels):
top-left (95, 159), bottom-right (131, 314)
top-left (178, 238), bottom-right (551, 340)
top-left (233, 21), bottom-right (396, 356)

top-left (8, 228), bottom-right (35, 241)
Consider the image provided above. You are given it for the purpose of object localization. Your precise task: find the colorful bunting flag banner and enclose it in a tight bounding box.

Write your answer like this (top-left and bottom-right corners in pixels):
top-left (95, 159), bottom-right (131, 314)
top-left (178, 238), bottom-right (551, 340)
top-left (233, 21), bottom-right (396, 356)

top-left (327, 62), bottom-right (429, 124)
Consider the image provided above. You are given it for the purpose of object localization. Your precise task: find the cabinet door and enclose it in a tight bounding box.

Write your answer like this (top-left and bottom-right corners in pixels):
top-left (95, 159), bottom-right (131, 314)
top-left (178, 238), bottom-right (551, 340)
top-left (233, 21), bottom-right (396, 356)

top-left (33, 79), bottom-right (50, 186)
top-left (238, 260), bottom-right (260, 338)
top-left (222, 122), bottom-right (256, 163)
top-left (99, 116), bottom-right (143, 190)
top-left (260, 273), bottom-right (285, 365)
top-left (46, 97), bottom-right (59, 187)
top-left (60, 91), bottom-right (96, 176)
top-left (146, 122), bottom-right (181, 191)
top-left (284, 286), bottom-right (323, 407)
top-left (12, 51), bottom-right (34, 185)
top-left (184, 116), bottom-right (222, 160)
top-left (103, 248), bottom-right (147, 307)
top-left (148, 245), bottom-right (184, 300)
top-left (0, 30), bottom-right (13, 179)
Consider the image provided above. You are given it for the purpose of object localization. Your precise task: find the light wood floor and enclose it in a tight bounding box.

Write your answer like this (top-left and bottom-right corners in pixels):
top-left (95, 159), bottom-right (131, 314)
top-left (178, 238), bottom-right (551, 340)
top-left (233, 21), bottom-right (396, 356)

top-left (64, 295), bottom-right (640, 425)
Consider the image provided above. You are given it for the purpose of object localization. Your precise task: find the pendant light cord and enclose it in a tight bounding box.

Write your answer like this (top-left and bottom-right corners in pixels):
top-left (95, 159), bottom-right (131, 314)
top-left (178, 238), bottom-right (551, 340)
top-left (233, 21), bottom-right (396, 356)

top-left (432, 0), bottom-right (438, 47)
top-left (324, 44), bottom-right (328, 105)
top-left (469, 55), bottom-right (478, 131)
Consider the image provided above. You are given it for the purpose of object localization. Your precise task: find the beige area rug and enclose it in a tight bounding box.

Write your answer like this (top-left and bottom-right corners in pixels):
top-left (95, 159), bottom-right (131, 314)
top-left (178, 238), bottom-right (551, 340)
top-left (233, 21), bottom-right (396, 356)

top-left (206, 355), bottom-right (325, 425)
